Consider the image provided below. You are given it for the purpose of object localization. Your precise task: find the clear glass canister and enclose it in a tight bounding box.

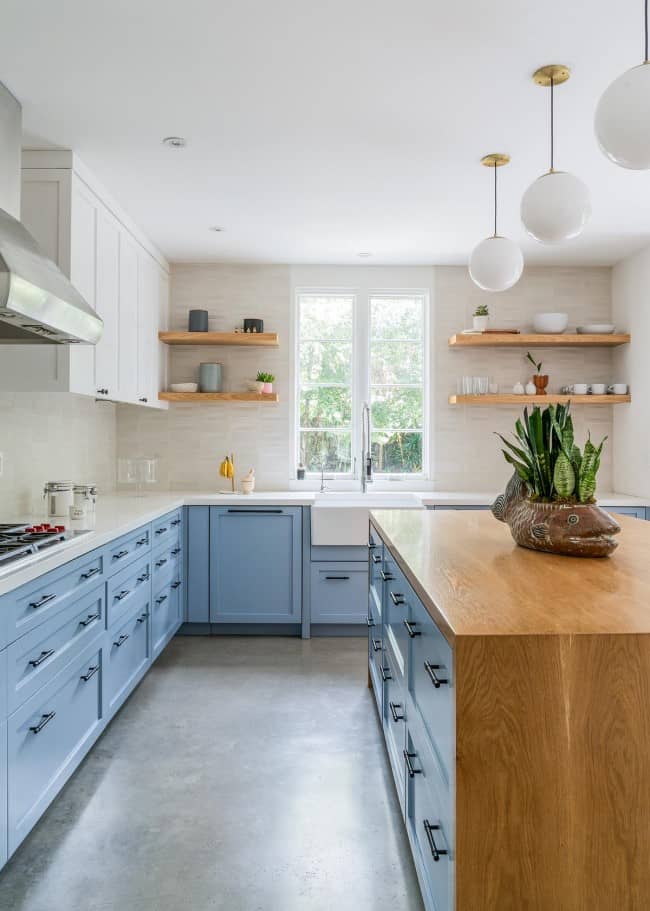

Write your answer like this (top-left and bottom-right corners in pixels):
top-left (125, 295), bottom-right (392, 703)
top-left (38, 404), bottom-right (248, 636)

top-left (43, 481), bottom-right (75, 518)
top-left (73, 484), bottom-right (97, 515)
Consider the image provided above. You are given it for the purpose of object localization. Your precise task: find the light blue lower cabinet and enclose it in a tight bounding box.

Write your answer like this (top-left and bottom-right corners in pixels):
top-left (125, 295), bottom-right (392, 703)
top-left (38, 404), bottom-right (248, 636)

top-left (0, 720), bottom-right (6, 869)
top-left (607, 505), bottom-right (647, 519)
top-left (186, 506), bottom-right (209, 623)
top-left (310, 562), bottom-right (367, 624)
top-left (152, 577), bottom-right (182, 658)
top-left (209, 506), bottom-right (302, 624)
top-left (105, 599), bottom-right (151, 717)
top-left (7, 637), bottom-right (104, 855)
top-left (382, 642), bottom-right (407, 815)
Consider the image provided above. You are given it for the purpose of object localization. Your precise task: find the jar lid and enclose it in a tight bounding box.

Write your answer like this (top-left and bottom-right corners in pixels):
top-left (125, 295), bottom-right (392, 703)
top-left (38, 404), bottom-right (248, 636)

top-left (73, 484), bottom-right (97, 493)
top-left (44, 481), bottom-right (73, 490)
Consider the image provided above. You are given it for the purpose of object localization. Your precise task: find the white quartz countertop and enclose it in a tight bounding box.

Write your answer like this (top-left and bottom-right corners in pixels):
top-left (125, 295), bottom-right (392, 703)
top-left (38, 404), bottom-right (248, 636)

top-left (0, 488), bottom-right (647, 596)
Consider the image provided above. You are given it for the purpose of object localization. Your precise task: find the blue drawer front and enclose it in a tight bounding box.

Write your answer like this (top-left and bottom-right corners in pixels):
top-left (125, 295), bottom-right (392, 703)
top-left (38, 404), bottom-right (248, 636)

top-left (186, 506), bottom-right (209, 623)
top-left (0, 720), bottom-right (6, 868)
top-left (106, 524), bottom-right (151, 576)
top-left (152, 534), bottom-right (182, 589)
top-left (152, 577), bottom-right (182, 658)
top-left (0, 648), bottom-right (7, 719)
top-left (383, 641), bottom-right (407, 814)
top-left (310, 562), bottom-right (367, 624)
top-left (209, 507), bottom-right (302, 624)
top-left (106, 555), bottom-right (151, 629)
top-left (10, 548), bottom-right (104, 642)
top-left (7, 583), bottom-right (104, 714)
top-left (152, 510), bottom-right (182, 551)
top-left (105, 601), bottom-right (151, 717)
top-left (8, 639), bottom-right (103, 854)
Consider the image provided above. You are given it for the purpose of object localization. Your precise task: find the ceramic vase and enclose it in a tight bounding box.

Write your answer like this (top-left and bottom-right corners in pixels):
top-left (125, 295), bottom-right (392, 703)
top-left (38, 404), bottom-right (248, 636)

top-left (533, 375), bottom-right (549, 395)
top-left (473, 315), bottom-right (489, 331)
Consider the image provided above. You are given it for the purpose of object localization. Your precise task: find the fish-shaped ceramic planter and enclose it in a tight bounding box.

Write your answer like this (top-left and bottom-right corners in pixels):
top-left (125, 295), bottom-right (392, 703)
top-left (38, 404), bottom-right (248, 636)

top-left (492, 473), bottom-right (621, 557)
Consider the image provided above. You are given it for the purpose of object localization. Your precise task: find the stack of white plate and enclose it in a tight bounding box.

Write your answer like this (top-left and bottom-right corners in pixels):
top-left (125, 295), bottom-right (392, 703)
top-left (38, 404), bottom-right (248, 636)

top-left (576, 324), bottom-right (616, 334)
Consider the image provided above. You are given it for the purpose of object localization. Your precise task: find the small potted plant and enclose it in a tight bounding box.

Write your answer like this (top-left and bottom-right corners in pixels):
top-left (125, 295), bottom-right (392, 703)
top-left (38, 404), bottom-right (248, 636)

top-left (257, 371), bottom-right (275, 394)
top-left (255, 371), bottom-right (266, 394)
top-left (526, 351), bottom-right (549, 395)
top-left (492, 402), bottom-right (620, 557)
top-left (473, 303), bottom-right (490, 331)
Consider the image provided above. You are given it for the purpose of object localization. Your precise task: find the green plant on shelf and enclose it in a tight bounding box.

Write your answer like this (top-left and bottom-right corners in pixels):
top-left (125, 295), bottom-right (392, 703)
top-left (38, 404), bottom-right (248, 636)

top-left (256, 371), bottom-right (275, 383)
top-left (473, 303), bottom-right (489, 317)
top-left (496, 402), bottom-right (606, 503)
top-left (526, 351), bottom-right (543, 375)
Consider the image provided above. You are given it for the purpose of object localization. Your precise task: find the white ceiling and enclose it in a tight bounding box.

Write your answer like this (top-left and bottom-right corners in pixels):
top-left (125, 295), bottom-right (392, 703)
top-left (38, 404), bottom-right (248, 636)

top-left (1, 0), bottom-right (649, 266)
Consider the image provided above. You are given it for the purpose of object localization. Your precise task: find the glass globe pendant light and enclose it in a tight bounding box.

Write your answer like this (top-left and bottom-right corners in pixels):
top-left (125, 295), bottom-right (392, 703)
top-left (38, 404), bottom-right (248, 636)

top-left (595, 0), bottom-right (650, 168)
top-left (521, 65), bottom-right (591, 243)
top-left (468, 154), bottom-right (524, 292)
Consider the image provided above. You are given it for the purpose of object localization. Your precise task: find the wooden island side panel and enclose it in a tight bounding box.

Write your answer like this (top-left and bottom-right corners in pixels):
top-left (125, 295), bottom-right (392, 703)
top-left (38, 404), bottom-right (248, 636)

top-left (455, 632), bottom-right (650, 911)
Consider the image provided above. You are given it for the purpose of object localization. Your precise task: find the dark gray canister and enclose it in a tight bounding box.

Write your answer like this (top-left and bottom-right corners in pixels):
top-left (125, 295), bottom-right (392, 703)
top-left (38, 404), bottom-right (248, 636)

top-left (199, 363), bottom-right (223, 392)
top-left (189, 309), bottom-right (209, 332)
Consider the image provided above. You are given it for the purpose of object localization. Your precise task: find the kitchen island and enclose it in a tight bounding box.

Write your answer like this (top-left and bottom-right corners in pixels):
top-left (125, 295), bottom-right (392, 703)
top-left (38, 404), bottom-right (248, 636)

top-left (368, 508), bottom-right (650, 911)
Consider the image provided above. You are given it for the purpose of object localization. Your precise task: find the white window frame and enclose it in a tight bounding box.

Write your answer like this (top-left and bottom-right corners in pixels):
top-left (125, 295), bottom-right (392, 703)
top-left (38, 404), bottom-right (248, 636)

top-left (291, 287), bottom-right (430, 489)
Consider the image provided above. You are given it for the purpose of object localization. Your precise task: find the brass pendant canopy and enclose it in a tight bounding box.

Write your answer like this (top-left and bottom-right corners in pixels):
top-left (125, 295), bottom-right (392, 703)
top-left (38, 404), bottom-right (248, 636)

top-left (480, 153), bottom-right (510, 168)
top-left (532, 65), bottom-right (571, 87)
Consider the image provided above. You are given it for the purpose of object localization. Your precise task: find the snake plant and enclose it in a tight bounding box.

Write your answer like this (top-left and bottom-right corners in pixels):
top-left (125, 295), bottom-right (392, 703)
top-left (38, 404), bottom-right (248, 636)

top-left (496, 402), bottom-right (606, 503)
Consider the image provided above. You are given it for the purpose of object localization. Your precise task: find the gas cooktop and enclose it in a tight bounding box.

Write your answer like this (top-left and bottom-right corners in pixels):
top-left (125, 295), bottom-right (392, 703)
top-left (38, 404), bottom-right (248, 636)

top-left (0, 522), bottom-right (72, 568)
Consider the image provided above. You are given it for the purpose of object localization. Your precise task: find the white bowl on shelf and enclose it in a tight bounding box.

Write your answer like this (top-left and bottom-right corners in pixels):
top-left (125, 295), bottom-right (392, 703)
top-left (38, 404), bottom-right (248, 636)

top-left (169, 382), bottom-right (198, 393)
top-left (576, 324), bottom-right (616, 334)
top-left (532, 312), bottom-right (569, 334)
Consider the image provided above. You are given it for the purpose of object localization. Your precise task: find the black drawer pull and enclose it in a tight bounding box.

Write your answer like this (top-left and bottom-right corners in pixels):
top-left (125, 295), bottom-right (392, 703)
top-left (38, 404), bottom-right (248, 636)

top-left (113, 550), bottom-right (128, 560)
top-left (372, 553), bottom-right (382, 564)
top-left (155, 558), bottom-right (167, 568)
top-left (380, 664), bottom-right (392, 682)
top-left (403, 749), bottom-right (422, 778)
top-left (390, 591), bottom-right (405, 606)
top-left (80, 665), bottom-right (99, 682)
top-left (403, 619), bottom-right (421, 638)
top-left (155, 527), bottom-right (168, 535)
top-left (424, 660), bottom-right (449, 689)
top-left (156, 594), bottom-right (168, 605)
top-left (171, 547), bottom-right (181, 556)
top-left (171, 518), bottom-right (181, 526)
top-left (30, 711), bottom-right (56, 734)
top-left (171, 580), bottom-right (182, 589)
top-left (366, 615), bottom-right (375, 628)
top-left (115, 589), bottom-right (130, 601)
top-left (29, 593), bottom-right (56, 609)
top-left (136, 537), bottom-right (148, 547)
top-left (227, 509), bottom-right (283, 514)
top-left (423, 820), bottom-right (448, 862)
top-left (136, 612), bottom-right (149, 624)
top-left (372, 638), bottom-right (382, 652)
top-left (389, 701), bottom-right (405, 723)
top-left (28, 649), bottom-right (55, 668)
top-left (114, 633), bottom-right (130, 648)
top-left (137, 572), bottom-right (150, 584)
top-left (79, 612), bottom-right (101, 627)
top-left (325, 575), bottom-right (350, 581)
top-left (80, 567), bottom-right (100, 580)
top-left (368, 542), bottom-right (377, 549)
top-left (380, 570), bottom-right (394, 582)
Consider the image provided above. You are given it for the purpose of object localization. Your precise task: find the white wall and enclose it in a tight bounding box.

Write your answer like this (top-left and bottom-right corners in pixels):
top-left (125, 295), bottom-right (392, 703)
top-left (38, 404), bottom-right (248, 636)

top-left (612, 246), bottom-right (650, 496)
top-left (0, 393), bottom-right (117, 516)
top-left (116, 263), bottom-right (615, 493)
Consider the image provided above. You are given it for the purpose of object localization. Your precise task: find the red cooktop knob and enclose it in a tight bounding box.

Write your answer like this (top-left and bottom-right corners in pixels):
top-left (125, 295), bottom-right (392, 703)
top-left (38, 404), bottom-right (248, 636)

top-left (55, 525), bottom-right (65, 532)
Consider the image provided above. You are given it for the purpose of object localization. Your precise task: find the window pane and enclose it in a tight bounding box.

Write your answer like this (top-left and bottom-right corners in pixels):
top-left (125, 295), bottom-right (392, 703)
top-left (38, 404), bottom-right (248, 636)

top-left (371, 387), bottom-right (423, 430)
top-left (299, 295), bottom-right (353, 340)
top-left (370, 296), bottom-right (423, 340)
top-left (300, 431), bottom-right (352, 472)
top-left (300, 341), bottom-right (352, 385)
top-left (372, 432), bottom-right (422, 474)
top-left (370, 341), bottom-right (423, 385)
top-left (300, 387), bottom-right (352, 428)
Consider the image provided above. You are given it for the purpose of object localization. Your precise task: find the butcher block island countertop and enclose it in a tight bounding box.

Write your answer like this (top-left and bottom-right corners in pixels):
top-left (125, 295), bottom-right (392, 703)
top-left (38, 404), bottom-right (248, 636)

top-left (369, 508), bottom-right (650, 911)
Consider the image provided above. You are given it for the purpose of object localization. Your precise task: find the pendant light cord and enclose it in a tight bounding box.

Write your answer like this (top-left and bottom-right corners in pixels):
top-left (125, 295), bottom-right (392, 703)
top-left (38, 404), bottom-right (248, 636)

top-left (645, 0), bottom-right (649, 62)
top-left (493, 162), bottom-right (498, 236)
top-left (550, 76), bottom-right (555, 172)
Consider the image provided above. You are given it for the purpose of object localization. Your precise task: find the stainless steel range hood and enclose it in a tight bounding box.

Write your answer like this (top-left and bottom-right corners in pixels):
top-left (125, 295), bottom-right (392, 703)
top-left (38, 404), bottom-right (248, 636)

top-left (0, 83), bottom-right (103, 344)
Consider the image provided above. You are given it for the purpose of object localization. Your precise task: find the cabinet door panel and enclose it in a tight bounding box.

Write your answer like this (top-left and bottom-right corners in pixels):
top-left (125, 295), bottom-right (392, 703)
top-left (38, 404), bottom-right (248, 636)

top-left (118, 231), bottom-right (139, 402)
top-left (187, 507), bottom-right (210, 623)
top-left (209, 507), bottom-right (302, 623)
top-left (68, 177), bottom-right (97, 394)
top-left (94, 208), bottom-right (120, 396)
top-left (0, 721), bottom-right (6, 870)
top-left (137, 252), bottom-right (158, 406)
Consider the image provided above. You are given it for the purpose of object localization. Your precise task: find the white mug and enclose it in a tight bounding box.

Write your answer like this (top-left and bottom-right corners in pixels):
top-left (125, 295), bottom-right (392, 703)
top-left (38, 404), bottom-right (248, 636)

top-left (590, 383), bottom-right (606, 395)
top-left (570, 383), bottom-right (589, 395)
top-left (608, 383), bottom-right (628, 395)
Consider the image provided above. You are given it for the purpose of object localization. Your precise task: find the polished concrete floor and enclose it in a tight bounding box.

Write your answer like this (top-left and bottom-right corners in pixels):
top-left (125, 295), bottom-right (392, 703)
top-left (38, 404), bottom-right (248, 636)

top-left (0, 637), bottom-right (424, 911)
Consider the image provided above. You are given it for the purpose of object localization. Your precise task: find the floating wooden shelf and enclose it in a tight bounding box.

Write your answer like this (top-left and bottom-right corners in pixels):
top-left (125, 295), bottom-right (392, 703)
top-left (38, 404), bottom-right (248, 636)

top-left (449, 394), bottom-right (631, 406)
top-left (448, 333), bottom-right (630, 348)
top-left (159, 331), bottom-right (279, 347)
top-left (158, 392), bottom-right (279, 403)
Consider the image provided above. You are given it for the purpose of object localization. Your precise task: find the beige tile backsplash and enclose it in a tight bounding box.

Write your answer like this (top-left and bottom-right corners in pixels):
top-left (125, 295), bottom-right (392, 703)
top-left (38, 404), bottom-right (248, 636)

top-left (116, 262), bottom-right (615, 494)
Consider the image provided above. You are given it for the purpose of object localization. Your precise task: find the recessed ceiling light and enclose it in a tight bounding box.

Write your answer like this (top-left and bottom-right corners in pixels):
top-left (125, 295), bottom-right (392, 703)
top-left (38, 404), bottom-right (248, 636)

top-left (209, 226), bottom-right (225, 232)
top-left (162, 136), bottom-right (187, 148)
top-left (357, 251), bottom-right (372, 258)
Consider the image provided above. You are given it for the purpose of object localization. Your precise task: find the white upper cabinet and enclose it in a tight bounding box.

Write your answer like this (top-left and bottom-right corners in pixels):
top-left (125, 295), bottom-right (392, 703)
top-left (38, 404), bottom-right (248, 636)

top-left (9, 151), bottom-right (169, 408)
